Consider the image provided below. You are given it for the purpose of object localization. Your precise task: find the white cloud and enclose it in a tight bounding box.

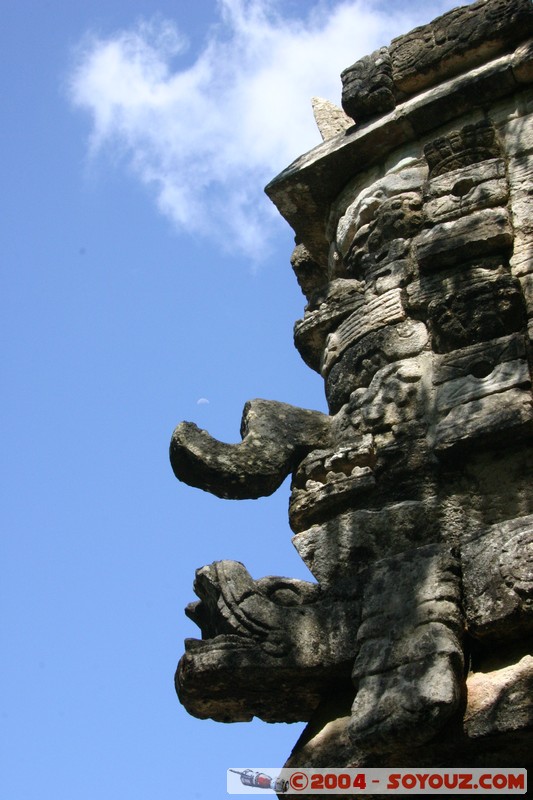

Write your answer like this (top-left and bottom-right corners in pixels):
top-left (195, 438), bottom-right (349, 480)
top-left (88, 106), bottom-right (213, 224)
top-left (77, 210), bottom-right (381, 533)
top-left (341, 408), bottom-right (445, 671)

top-left (68, 0), bottom-right (459, 259)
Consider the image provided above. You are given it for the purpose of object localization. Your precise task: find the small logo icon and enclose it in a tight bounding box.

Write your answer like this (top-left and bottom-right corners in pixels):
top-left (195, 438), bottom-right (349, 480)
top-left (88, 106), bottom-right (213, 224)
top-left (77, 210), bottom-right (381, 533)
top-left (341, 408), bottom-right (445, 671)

top-left (229, 768), bottom-right (288, 793)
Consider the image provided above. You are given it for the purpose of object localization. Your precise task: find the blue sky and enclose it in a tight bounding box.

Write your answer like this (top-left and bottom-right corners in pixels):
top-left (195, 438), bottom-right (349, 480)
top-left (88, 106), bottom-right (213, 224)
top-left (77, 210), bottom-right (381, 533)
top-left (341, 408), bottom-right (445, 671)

top-left (2, 1), bottom-right (464, 798)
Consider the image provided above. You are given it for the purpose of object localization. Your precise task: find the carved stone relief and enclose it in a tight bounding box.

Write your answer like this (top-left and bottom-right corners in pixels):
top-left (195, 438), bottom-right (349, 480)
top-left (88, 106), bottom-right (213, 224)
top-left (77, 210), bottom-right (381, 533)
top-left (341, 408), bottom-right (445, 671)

top-left (171, 0), bottom-right (533, 783)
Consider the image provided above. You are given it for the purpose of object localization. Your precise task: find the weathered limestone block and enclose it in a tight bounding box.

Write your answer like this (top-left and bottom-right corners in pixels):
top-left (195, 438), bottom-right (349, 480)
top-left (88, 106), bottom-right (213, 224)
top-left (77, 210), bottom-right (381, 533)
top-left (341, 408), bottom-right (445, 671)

top-left (290, 243), bottom-right (327, 301)
top-left (286, 661), bottom-right (533, 768)
top-left (289, 443), bottom-right (376, 534)
top-left (349, 544), bottom-right (464, 750)
top-left (405, 261), bottom-right (507, 315)
top-left (465, 656), bottom-right (533, 738)
top-left (170, 398), bottom-right (331, 499)
top-left (389, 0), bottom-right (533, 96)
top-left (511, 215), bottom-right (533, 278)
top-left (503, 109), bottom-right (533, 158)
top-left (507, 149), bottom-right (533, 276)
top-left (340, 0), bottom-right (533, 125)
top-left (292, 500), bottom-right (439, 588)
top-left (434, 387), bottom-right (533, 452)
top-left (325, 319), bottom-right (429, 414)
top-left (435, 359), bottom-right (530, 413)
top-left (333, 165), bottom-right (426, 260)
top-left (345, 355), bottom-right (431, 436)
top-left (342, 190), bottom-right (424, 278)
top-left (426, 273), bottom-right (526, 353)
top-left (423, 158), bottom-right (508, 225)
top-left (265, 45), bottom-right (533, 267)
top-left (368, 257), bottom-right (414, 295)
top-left (293, 279), bottom-right (364, 372)
top-left (401, 53), bottom-right (519, 138)
top-left (512, 38), bottom-right (533, 84)
top-left (177, 560), bottom-right (361, 722)
top-left (461, 514), bottom-right (533, 640)
top-left (350, 654), bottom-right (463, 751)
top-left (322, 288), bottom-right (406, 375)
top-left (311, 96), bottom-right (352, 141)
top-left (341, 47), bottom-right (396, 123)
top-left (423, 119), bottom-right (503, 178)
top-left (432, 333), bottom-right (527, 385)
top-left (414, 208), bottom-right (513, 270)
top-left (519, 273), bottom-right (533, 324)
top-left (355, 239), bottom-right (412, 282)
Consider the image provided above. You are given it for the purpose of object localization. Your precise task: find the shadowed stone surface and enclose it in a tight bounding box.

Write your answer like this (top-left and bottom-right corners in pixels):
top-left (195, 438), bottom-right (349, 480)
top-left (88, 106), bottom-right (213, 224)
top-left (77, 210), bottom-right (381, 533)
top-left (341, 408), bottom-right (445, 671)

top-left (177, 560), bottom-right (360, 722)
top-left (170, 399), bottom-right (331, 499)
top-left (341, 47), bottom-right (396, 123)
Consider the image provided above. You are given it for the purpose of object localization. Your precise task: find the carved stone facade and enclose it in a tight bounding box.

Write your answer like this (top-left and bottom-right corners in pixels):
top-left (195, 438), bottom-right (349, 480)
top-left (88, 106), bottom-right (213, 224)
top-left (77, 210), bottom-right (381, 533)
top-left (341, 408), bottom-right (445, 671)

top-left (171, 0), bottom-right (533, 786)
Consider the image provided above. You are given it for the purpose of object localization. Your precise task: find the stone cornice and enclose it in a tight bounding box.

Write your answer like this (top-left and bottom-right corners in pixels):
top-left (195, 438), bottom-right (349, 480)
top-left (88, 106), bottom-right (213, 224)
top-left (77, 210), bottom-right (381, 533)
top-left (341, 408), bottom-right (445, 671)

top-left (265, 39), bottom-right (533, 266)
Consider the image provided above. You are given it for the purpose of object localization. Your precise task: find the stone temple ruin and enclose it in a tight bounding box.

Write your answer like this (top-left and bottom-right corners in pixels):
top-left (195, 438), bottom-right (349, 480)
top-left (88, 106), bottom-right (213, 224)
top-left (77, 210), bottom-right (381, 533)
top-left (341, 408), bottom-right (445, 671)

top-left (171, 0), bottom-right (533, 784)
